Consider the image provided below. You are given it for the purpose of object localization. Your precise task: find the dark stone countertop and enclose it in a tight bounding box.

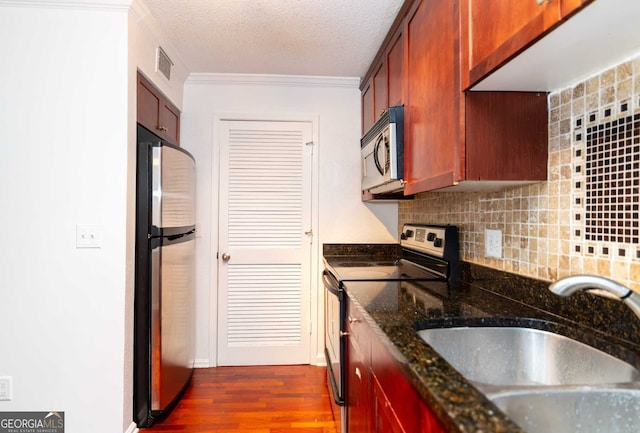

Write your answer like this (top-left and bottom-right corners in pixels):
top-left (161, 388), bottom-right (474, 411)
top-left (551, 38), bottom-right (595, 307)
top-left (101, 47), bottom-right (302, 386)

top-left (324, 244), bottom-right (640, 433)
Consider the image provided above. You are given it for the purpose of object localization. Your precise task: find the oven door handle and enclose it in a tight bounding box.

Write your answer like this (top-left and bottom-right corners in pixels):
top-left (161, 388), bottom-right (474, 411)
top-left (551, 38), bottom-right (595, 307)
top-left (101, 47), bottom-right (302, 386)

top-left (322, 270), bottom-right (342, 298)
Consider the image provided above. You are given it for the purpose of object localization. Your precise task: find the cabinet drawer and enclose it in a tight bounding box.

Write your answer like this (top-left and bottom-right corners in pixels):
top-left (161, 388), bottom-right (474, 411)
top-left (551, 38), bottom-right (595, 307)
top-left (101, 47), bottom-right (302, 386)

top-left (346, 298), bottom-right (371, 365)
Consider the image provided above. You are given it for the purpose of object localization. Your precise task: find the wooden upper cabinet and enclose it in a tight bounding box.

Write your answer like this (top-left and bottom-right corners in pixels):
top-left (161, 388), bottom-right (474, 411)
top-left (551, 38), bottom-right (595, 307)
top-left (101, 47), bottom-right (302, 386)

top-left (387, 27), bottom-right (404, 108)
top-left (462, 0), bottom-right (593, 89)
top-left (362, 0), bottom-right (550, 196)
top-left (361, 77), bottom-right (374, 135)
top-left (404, 0), bottom-right (460, 193)
top-left (373, 60), bottom-right (388, 122)
top-left (465, 92), bottom-right (548, 182)
top-left (404, 0), bottom-right (548, 195)
top-left (360, 16), bottom-right (406, 136)
top-left (160, 99), bottom-right (180, 145)
top-left (137, 71), bottom-right (180, 145)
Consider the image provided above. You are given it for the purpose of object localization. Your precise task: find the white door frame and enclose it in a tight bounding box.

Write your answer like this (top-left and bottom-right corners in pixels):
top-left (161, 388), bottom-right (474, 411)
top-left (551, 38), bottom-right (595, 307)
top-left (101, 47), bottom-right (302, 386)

top-left (209, 112), bottom-right (320, 367)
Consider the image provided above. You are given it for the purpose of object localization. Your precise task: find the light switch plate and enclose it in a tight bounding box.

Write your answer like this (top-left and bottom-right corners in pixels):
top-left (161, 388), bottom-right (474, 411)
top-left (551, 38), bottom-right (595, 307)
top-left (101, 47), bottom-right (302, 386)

top-left (0, 376), bottom-right (12, 401)
top-left (485, 229), bottom-right (502, 258)
top-left (76, 224), bottom-right (102, 248)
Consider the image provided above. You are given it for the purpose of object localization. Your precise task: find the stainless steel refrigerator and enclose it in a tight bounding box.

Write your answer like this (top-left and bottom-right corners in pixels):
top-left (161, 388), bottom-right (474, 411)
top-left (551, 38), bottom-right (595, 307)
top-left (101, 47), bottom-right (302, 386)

top-left (134, 125), bottom-right (196, 427)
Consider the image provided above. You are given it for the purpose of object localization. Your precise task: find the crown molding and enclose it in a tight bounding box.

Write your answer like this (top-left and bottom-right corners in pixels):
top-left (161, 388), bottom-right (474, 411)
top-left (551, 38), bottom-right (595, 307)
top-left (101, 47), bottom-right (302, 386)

top-left (186, 73), bottom-right (361, 89)
top-left (128, 0), bottom-right (149, 21)
top-left (0, 0), bottom-right (131, 11)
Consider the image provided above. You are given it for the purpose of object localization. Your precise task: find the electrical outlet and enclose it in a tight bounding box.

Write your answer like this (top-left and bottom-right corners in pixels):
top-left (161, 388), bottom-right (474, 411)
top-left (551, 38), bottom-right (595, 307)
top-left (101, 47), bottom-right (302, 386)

top-left (0, 376), bottom-right (12, 401)
top-left (76, 224), bottom-right (102, 248)
top-left (485, 229), bottom-right (503, 258)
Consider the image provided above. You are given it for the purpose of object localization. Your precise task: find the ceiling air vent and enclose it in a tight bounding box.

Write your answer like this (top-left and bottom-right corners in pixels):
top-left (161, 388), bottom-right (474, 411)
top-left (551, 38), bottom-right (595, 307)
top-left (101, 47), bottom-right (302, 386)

top-left (156, 46), bottom-right (173, 81)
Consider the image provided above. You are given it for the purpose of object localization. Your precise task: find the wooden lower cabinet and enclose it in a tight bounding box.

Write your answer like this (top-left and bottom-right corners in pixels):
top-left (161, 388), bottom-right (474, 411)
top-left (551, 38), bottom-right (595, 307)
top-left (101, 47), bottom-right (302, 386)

top-left (374, 378), bottom-right (406, 433)
top-left (347, 335), bottom-right (371, 433)
top-left (419, 399), bottom-right (448, 433)
top-left (346, 296), bottom-right (446, 432)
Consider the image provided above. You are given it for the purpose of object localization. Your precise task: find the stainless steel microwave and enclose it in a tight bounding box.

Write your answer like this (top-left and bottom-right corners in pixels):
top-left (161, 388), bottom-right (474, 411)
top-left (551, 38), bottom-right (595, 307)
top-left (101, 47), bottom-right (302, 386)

top-left (361, 106), bottom-right (404, 194)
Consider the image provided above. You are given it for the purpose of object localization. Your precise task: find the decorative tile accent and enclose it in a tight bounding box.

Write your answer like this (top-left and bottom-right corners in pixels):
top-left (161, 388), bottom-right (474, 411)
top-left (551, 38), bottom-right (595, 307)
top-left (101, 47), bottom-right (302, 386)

top-left (584, 114), bottom-right (640, 244)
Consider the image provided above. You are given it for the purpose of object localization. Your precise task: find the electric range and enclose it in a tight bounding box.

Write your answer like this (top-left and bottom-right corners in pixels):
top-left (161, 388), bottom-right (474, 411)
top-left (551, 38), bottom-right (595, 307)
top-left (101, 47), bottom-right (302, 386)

top-left (322, 223), bottom-right (459, 433)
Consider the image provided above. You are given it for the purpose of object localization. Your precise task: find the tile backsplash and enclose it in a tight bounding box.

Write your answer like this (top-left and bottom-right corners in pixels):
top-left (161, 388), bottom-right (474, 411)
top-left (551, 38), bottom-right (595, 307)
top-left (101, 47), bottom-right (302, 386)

top-left (399, 53), bottom-right (640, 292)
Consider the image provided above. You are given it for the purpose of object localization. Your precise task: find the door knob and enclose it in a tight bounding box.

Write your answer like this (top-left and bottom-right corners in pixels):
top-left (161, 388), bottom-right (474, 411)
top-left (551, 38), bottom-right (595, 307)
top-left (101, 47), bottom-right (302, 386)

top-left (221, 253), bottom-right (231, 262)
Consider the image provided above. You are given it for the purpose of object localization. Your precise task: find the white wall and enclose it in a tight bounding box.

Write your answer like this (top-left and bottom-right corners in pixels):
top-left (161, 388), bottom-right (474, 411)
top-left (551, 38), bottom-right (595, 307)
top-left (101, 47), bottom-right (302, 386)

top-left (0, 2), bottom-right (131, 433)
top-left (182, 74), bottom-right (398, 366)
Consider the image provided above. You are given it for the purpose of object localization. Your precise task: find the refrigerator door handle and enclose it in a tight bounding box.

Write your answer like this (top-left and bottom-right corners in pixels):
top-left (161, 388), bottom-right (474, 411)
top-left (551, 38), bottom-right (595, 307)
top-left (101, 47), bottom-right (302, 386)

top-left (151, 231), bottom-right (196, 250)
top-left (151, 225), bottom-right (196, 238)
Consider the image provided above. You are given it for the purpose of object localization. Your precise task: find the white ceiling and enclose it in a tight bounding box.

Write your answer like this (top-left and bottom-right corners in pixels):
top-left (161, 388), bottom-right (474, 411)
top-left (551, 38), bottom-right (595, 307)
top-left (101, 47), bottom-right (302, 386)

top-left (142, 0), bottom-right (405, 78)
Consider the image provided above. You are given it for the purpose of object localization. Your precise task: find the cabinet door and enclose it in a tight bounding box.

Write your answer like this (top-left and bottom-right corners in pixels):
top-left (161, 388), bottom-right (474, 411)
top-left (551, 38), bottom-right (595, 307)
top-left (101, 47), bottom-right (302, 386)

top-left (387, 26), bottom-right (404, 108)
top-left (160, 99), bottom-right (180, 145)
top-left (404, 0), bottom-right (461, 194)
top-left (362, 78), bottom-right (374, 136)
top-left (373, 59), bottom-right (388, 122)
top-left (465, 91), bottom-right (548, 181)
top-left (374, 378), bottom-right (406, 433)
top-left (137, 73), bottom-right (161, 134)
top-left (347, 336), bottom-right (372, 433)
top-left (370, 327), bottom-right (419, 432)
top-left (463, 0), bottom-right (592, 88)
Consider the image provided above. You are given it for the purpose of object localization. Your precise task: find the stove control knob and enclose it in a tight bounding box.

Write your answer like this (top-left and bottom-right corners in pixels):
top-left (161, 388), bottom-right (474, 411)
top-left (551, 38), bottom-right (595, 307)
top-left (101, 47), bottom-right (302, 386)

top-left (433, 237), bottom-right (443, 248)
top-left (404, 229), bottom-right (414, 239)
top-left (427, 232), bottom-right (436, 242)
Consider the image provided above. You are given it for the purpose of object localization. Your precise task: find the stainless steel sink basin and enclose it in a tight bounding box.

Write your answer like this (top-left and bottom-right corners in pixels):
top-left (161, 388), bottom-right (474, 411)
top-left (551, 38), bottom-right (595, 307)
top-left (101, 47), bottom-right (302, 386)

top-left (491, 387), bottom-right (640, 433)
top-left (417, 326), bottom-right (639, 386)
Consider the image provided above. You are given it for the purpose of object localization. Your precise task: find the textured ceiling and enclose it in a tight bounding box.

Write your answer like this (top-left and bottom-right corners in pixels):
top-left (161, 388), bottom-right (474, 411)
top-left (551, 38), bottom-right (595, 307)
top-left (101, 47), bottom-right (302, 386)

top-left (142, 0), bottom-right (405, 77)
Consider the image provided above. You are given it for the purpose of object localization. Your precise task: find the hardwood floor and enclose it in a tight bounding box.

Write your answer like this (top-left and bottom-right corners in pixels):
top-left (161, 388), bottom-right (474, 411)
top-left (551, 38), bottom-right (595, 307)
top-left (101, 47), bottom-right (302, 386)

top-left (142, 365), bottom-right (338, 433)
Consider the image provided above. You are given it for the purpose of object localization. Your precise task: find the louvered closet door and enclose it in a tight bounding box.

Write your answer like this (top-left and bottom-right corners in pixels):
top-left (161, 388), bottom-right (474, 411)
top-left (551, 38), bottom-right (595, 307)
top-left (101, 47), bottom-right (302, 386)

top-left (217, 120), bottom-right (313, 366)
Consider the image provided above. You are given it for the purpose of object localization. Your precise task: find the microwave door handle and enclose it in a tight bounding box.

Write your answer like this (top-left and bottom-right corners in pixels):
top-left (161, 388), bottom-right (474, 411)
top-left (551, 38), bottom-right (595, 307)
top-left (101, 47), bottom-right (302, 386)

top-left (373, 134), bottom-right (385, 175)
top-left (383, 134), bottom-right (390, 174)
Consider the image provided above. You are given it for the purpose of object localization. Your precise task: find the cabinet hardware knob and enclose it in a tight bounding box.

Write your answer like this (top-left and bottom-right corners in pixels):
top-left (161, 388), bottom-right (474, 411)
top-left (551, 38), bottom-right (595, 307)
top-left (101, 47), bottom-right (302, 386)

top-left (536, 0), bottom-right (551, 4)
top-left (221, 253), bottom-right (231, 262)
top-left (158, 126), bottom-right (168, 132)
top-left (340, 331), bottom-right (350, 337)
top-left (348, 316), bottom-right (360, 323)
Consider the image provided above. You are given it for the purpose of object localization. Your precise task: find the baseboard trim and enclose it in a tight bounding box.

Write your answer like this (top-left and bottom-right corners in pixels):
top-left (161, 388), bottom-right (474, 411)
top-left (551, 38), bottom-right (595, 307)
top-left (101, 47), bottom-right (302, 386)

top-left (124, 422), bottom-right (139, 433)
top-left (194, 358), bottom-right (211, 368)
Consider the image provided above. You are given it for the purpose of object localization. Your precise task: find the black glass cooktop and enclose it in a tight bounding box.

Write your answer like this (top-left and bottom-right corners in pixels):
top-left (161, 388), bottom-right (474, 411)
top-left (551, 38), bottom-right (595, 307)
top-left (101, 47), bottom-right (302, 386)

top-left (325, 258), bottom-right (443, 282)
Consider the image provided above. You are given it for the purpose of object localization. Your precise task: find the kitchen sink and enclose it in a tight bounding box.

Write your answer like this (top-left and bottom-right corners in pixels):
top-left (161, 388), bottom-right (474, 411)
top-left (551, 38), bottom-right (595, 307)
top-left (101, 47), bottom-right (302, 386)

top-left (417, 326), bottom-right (640, 387)
top-left (490, 387), bottom-right (640, 433)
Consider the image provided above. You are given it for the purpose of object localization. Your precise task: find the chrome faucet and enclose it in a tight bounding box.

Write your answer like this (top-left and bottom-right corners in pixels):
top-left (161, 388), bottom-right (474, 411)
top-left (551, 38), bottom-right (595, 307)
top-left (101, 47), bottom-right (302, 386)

top-left (549, 275), bottom-right (640, 319)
